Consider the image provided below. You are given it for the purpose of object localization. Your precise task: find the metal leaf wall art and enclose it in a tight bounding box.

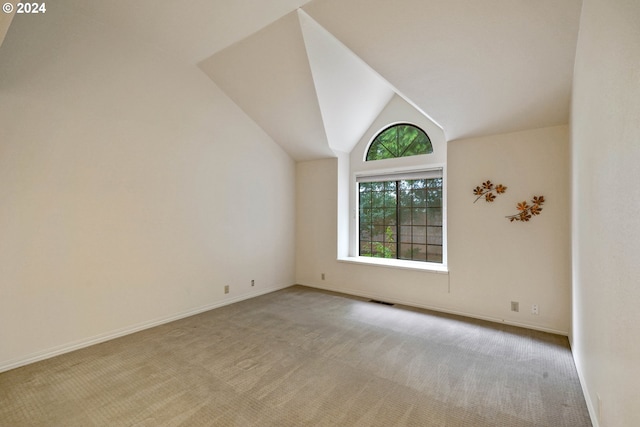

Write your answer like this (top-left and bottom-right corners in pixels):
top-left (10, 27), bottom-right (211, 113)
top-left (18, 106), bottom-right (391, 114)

top-left (505, 196), bottom-right (545, 222)
top-left (473, 180), bottom-right (507, 203)
top-left (472, 180), bottom-right (545, 223)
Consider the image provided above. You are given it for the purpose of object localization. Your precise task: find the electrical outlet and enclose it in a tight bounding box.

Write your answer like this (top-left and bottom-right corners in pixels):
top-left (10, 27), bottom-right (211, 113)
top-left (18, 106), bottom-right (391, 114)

top-left (511, 301), bottom-right (519, 312)
top-left (224, 285), bottom-right (229, 294)
top-left (532, 304), bottom-right (539, 315)
top-left (321, 273), bottom-right (325, 280)
top-left (251, 279), bottom-right (255, 286)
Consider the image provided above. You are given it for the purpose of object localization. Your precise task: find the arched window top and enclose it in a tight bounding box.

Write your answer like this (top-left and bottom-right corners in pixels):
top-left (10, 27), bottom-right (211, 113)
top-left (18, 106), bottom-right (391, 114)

top-left (366, 123), bottom-right (433, 161)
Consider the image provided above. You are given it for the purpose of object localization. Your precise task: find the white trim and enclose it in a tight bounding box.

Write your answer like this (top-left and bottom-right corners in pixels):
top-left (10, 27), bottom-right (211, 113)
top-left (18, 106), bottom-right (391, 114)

top-left (0, 284), bottom-right (292, 374)
top-left (354, 164), bottom-right (445, 180)
top-left (569, 340), bottom-right (600, 427)
top-left (356, 168), bottom-right (442, 182)
top-left (338, 256), bottom-right (448, 273)
top-left (301, 282), bottom-right (569, 336)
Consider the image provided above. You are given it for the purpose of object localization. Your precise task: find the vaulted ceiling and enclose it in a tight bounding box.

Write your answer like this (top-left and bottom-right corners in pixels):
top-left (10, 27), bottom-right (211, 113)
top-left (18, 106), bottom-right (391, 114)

top-left (52, 0), bottom-right (584, 160)
top-left (0, 2), bottom-right (18, 47)
top-left (199, 9), bottom-right (397, 160)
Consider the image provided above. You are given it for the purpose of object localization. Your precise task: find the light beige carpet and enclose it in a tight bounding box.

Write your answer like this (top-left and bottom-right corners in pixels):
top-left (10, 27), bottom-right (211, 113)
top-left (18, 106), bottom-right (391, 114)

top-left (0, 285), bottom-right (591, 426)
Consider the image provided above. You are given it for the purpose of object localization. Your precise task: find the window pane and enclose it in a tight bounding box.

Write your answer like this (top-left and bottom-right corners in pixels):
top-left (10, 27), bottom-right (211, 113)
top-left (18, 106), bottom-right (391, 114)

top-left (359, 225), bottom-right (371, 240)
top-left (359, 208), bottom-right (371, 225)
top-left (366, 140), bottom-right (394, 161)
top-left (384, 181), bottom-right (396, 191)
top-left (384, 243), bottom-right (397, 258)
top-left (427, 190), bottom-right (441, 207)
top-left (372, 243), bottom-right (389, 258)
top-left (372, 225), bottom-right (386, 241)
top-left (359, 241), bottom-right (372, 256)
top-left (366, 124), bottom-right (433, 161)
top-left (403, 135), bottom-right (430, 157)
top-left (372, 182), bottom-right (386, 191)
top-left (395, 125), bottom-right (416, 154)
top-left (411, 179), bottom-right (426, 189)
top-left (383, 191), bottom-right (397, 207)
top-left (412, 226), bottom-right (427, 244)
top-left (399, 243), bottom-right (413, 260)
top-left (427, 178), bottom-right (442, 189)
top-left (360, 182), bottom-right (372, 191)
top-left (426, 208), bottom-right (442, 225)
top-left (359, 191), bottom-right (371, 208)
top-left (399, 189), bottom-right (413, 207)
top-left (384, 208), bottom-right (397, 226)
top-left (411, 244), bottom-right (427, 261)
top-left (427, 245), bottom-right (443, 263)
top-left (382, 225), bottom-right (396, 242)
top-left (399, 208), bottom-right (412, 225)
top-left (372, 191), bottom-right (385, 208)
top-left (411, 208), bottom-right (426, 224)
top-left (427, 226), bottom-right (442, 245)
top-left (412, 189), bottom-right (427, 207)
top-left (371, 209), bottom-right (385, 225)
top-left (399, 226), bottom-right (412, 243)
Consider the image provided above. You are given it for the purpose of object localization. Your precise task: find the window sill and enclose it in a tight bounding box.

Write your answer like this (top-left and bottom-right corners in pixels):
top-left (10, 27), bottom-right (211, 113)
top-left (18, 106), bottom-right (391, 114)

top-left (337, 256), bottom-right (449, 274)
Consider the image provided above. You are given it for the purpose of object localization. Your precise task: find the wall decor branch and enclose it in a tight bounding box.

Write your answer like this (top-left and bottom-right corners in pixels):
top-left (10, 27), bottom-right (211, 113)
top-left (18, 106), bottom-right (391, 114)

top-left (473, 180), bottom-right (507, 203)
top-left (506, 196), bottom-right (545, 222)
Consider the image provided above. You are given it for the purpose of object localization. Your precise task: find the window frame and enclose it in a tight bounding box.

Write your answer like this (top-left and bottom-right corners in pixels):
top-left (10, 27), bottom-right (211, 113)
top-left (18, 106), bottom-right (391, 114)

top-left (365, 123), bottom-right (433, 161)
top-left (341, 118), bottom-right (448, 273)
top-left (357, 170), bottom-right (443, 263)
top-left (350, 164), bottom-right (448, 272)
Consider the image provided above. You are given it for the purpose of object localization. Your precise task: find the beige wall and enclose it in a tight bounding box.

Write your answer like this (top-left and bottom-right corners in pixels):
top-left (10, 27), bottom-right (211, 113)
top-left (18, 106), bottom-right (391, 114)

top-left (0, 9), bottom-right (295, 370)
top-left (571, 0), bottom-right (640, 425)
top-left (297, 125), bottom-right (571, 334)
top-left (448, 126), bottom-right (571, 332)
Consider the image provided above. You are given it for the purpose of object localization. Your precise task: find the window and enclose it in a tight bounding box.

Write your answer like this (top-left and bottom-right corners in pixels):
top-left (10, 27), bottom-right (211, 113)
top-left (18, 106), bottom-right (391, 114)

top-left (357, 123), bottom-right (442, 264)
top-left (358, 171), bottom-right (443, 263)
top-left (366, 123), bottom-right (432, 161)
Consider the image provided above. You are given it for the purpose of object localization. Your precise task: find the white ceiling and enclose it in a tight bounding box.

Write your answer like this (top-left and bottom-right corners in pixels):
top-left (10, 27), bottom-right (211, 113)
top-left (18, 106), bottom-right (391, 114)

top-left (45, 0), bottom-right (583, 160)
top-left (304, 0), bottom-right (583, 141)
top-left (65, 0), bottom-right (314, 64)
top-left (199, 10), bottom-right (399, 160)
top-left (297, 10), bottom-right (395, 155)
top-left (200, 11), bottom-right (336, 161)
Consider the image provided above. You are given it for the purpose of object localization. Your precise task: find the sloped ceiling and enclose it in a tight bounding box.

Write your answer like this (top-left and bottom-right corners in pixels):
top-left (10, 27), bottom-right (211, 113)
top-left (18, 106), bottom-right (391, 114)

top-left (0, 1), bottom-right (18, 48)
top-left (48, 0), bottom-right (583, 160)
top-left (304, 0), bottom-right (583, 141)
top-left (297, 10), bottom-right (395, 155)
top-left (64, 0), bottom-right (314, 63)
top-left (200, 12), bottom-right (335, 161)
top-left (200, 10), bottom-right (399, 160)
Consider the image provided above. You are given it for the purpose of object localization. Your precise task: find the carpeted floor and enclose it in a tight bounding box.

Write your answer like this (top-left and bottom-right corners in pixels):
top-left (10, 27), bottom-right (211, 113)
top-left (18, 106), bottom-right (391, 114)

top-left (0, 285), bottom-right (591, 426)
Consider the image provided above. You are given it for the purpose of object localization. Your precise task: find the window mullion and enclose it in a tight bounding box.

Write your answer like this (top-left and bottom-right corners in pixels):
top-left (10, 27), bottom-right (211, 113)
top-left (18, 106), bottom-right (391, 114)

top-left (399, 134), bottom-right (419, 157)
top-left (365, 123), bottom-right (432, 161)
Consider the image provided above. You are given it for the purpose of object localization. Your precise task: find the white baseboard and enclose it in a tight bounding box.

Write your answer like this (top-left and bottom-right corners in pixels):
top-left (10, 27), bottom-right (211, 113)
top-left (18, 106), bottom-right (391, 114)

top-left (569, 340), bottom-right (599, 427)
top-left (0, 284), bottom-right (291, 374)
top-left (301, 282), bottom-right (569, 336)
top-left (2, 282), bottom-right (569, 374)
